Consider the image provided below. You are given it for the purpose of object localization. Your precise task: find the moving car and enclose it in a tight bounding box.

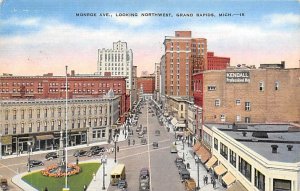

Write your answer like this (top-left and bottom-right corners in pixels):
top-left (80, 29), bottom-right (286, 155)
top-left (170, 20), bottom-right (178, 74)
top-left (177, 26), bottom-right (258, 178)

top-left (139, 168), bottom-right (149, 178)
top-left (73, 150), bottom-right (88, 157)
top-left (174, 157), bottom-right (184, 167)
top-left (170, 144), bottom-right (178, 153)
top-left (27, 160), bottom-right (44, 167)
top-left (141, 138), bottom-right (147, 145)
top-left (152, 142), bottom-right (158, 149)
top-left (139, 168), bottom-right (150, 191)
top-left (0, 178), bottom-right (8, 191)
top-left (117, 180), bottom-right (128, 189)
top-left (87, 149), bottom-right (103, 157)
top-left (45, 152), bottom-right (58, 160)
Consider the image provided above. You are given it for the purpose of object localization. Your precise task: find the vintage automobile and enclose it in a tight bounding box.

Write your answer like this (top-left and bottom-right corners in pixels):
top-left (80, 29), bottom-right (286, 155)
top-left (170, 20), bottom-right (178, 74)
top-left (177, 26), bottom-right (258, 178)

top-left (170, 144), bottom-right (178, 153)
top-left (152, 142), bottom-right (158, 149)
top-left (0, 178), bottom-right (8, 191)
top-left (27, 160), bottom-right (44, 168)
top-left (45, 152), bottom-right (58, 160)
top-left (73, 150), bottom-right (88, 157)
top-left (141, 138), bottom-right (147, 145)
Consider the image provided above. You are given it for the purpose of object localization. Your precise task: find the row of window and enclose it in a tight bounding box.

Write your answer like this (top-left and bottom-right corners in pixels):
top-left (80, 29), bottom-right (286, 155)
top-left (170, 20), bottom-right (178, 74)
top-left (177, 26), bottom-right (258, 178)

top-left (214, 138), bottom-right (265, 190)
top-left (214, 99), bottom-right (251, 111)
top-left (3, 118), bottom-right (108, 135)
top-left (208, 81), bottom-right (280, 92)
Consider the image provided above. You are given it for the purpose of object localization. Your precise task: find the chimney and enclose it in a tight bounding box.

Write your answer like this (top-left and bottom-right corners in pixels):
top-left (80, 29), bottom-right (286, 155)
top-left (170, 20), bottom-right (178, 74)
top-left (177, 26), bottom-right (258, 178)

top-left (71, 70), bottom-right (75, 76)
top-left (242, 132), bottom-right (247, 137)
top-left (271, 145), bottom-right (278, 153)
top-left (281, 61), bottom-right (285, 69)
top-left (287, 145), bottom-right (293, 151)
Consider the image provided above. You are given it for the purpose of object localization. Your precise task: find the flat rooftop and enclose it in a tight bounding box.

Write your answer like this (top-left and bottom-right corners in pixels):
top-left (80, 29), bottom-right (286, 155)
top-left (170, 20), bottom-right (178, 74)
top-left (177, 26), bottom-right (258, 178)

top-left (205, 123), bottom-right (300, 163)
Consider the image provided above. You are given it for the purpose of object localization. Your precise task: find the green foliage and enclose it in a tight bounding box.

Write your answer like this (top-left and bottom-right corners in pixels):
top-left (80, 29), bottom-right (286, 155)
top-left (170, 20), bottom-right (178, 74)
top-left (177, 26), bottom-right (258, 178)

top-left (22, 163), bottom-right (100, 191)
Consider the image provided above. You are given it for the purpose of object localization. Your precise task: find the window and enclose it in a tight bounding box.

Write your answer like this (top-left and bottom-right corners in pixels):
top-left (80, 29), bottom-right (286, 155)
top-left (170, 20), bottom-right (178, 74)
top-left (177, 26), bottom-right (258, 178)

top-left (21, 110), bottom-right (25, 119)
top-left (13, 110), bottom-right (17, 120)
top-left (21, 123), bottom-right (24, 133)
top-left (37, 109), bottom-right (40, 118)
top-left (255, 169), bottom-right (265, 191)
top-left (29, 123), bottom-right (33, 133)
top-left (236, 99), bottom-right (241, 105)
top-left (273, 179), bottom-right (291, 191)
top-left (275, 81), bottom-right (279, 91)
top-left (208, 86), bottom-right (216, 91)
top-left (37, 122), bottom-right (40, 132)
top-left (13, 124), bottom-right (16, 134)
top-left (58, 108), bottom-right (62, 117)
top-left (214, 138), bottom-right (218, 150)
top-left (44, 121), bottom-right (47, 131)
top-left (245, 117), bottom-right (251, 123)
top-left (215, 99), bottom-right (220, 107)
top-left (239, 157), bottom-right (252, 182)
top-left (44, 108), bottom-right (48, 118)
top-left (259, 81), bottom-right (264, 91)
top-left (29, 109), bottom-right (32, 118)
top-left (236, 115), bottom-right (241, 122)
top-left (229, 150), bottom-right (236, 167)
top-left (220, 142), bottom-right (228, 160)
top-left (5, 110), bottom-right (8, 120)
top-left (181, 105), bottom-right (183, 111)
top-left (245, 102), bottom-right (251, 111)
top-left (221, 114), bottom-right (226, 122)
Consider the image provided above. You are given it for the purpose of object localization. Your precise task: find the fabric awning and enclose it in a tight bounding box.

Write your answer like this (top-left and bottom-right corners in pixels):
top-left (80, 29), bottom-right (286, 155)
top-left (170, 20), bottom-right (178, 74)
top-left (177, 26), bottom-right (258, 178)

top-left (222, 172), bottom-right (236, 186)
top-left (193, 142), bottom-right (201, 151)
top-left (226, 181), bottom-right (248, 191)
top-left (36, 134), bottom-right (54, 140)
top-left (214, 164), bottom-right (227, 176)
top-left (196, 145), bottom-right (211, 163)
top-left (205, 155), bottom-right (217, 169)
top-left (171, 118), bottom-right (178, 126)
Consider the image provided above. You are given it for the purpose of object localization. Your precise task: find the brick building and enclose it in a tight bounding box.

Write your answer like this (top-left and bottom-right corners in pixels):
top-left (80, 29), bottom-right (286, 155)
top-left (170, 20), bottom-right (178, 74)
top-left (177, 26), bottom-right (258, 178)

top-left (0, 72), bottom-right (127, 115)
top-left (207, 51), bottom-right (230, 70)
top-left (164, 31), bottom-right (207, 97)
top-left (137, 75), bottom-right (155, 100)
top-left (193, 66), bottom-right (300, 123)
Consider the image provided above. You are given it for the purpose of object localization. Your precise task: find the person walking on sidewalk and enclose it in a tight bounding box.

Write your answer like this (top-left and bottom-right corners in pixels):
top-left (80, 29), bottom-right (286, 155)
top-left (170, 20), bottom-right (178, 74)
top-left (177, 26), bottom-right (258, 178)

top-left (211, 176), bottom-right (214, 184)
top-left (117, 145), bottom-right (120, 152)
top-left (128, 139), bottom-right (131, 146)
top-left (213, 179), bottom-right (216, 189)
top-left (133, 139), bottom-right (135, 145)
top-left (203, 175), bottom-right (206, 185)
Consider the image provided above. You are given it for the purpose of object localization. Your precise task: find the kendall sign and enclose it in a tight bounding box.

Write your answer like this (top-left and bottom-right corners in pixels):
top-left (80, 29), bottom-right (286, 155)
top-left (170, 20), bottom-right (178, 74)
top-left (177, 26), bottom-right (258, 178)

top-left (226, 72), bottom-right (250, 83)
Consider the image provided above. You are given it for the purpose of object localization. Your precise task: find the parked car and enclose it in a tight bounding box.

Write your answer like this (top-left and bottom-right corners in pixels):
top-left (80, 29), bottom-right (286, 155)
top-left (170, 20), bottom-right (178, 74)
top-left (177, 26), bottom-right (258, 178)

top-left (90, 146), bottom-right (105, 152)
top-left (73, 150), bottom-right (88, 157)
top-left (184, 178), bottom-right (196, 191)
top-left (45, 152), bottom-right (58, 160)
top-left (117, 180), bottom-right (128, 189)
top-left (27, 160), bottom-right (44, 167)
top-left (87, 149), bottom-right (104, 157)
top-left (180, 169), bottom-right (190, 182)
top-left (170, 144), bottom-right (178, 153)
top-left (139, 168), bottom-right (149, 179)
top-left (0, 178), bottom-right (8, 191)
top-left (178, 163), bottom-right (187, 175)
top-left (174, 157), bottom-right (184, 167)
top-left (141, 138), bottom-right (147, 145)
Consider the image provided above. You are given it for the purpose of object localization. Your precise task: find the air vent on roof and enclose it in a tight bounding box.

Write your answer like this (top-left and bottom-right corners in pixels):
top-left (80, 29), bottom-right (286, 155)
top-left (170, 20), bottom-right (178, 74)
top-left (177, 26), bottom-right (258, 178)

top-left (287, 145), bottom-right (293, 151)
top-left (252, 132), bottom-right (268, 138)
top-left (271, 145), bottom-right (278, 153)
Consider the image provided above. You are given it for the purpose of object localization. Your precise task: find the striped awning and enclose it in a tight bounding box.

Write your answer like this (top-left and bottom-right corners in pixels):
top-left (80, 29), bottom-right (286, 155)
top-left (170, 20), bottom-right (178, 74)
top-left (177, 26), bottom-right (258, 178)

top-left (214, 164), bottom-right (227, 176)
top-left (36, 134), bottom-right (54, 140)
top-left (222, 172), bottom-right (236, 186)
top-left (196, 145), bottom-right (211, 163)
top-left (171, 118), bottom-right (178, 126)
top-left (193, 142), bottom-right (201, 151)
top-left (205, 155), bottom-right (217, 169)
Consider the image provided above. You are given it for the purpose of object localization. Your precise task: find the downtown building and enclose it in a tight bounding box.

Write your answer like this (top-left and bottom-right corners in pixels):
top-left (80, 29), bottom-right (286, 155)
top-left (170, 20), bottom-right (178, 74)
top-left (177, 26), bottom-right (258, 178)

top-left (137, 75), bottom-right (155, 101)
top-left (193, 64), bottom-right (300, 124)
top-left (0, 91), bottom-right (120, 157)
top-left (97, 41), bottom-right (134, 110)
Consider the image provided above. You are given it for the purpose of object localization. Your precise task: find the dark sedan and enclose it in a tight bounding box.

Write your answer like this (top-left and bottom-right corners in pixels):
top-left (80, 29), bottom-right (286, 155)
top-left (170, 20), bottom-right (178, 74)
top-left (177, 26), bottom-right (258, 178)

top-left (73, 150), bottom-right (88, 157)
top-left (27, 160), bottom-right (44, 167)
top-left (45, 152), bottom-right (58, 160)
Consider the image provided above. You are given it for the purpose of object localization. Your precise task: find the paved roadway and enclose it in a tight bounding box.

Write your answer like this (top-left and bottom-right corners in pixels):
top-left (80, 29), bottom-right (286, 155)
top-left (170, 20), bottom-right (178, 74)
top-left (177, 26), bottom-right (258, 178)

top-left (108, 101), bottom-right (185, 191)
top-left (0, 100), bottom-right (185, 191)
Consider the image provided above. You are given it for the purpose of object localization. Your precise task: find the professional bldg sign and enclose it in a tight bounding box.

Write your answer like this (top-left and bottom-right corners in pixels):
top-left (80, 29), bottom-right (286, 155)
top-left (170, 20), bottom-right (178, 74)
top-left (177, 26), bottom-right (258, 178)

top-left (226, 72), bottom-right (250, 83)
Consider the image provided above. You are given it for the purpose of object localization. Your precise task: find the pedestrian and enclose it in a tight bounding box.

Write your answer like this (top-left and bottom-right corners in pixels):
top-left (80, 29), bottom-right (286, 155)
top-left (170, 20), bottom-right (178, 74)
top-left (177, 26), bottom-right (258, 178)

top-left (44, 187), bottom-right (48, 191)
top-left (211, 176), bottom-right (214, 184)
top-left (133, 139), bottom-right (135, 145)
top-left (203, 175), bottom-right (206, 185)
top-left (205, 175), bottom-right (208, 184)
top-left (128, 139), bottom-right (131, 146)
top-left (122, 129), bottom-right (124, 135)
top-left (117, 145), bottom-right (120, 152)
top-left (213, 179), bottom-right (216, 188)
top-left (83, 184), bottom-right (87, 191)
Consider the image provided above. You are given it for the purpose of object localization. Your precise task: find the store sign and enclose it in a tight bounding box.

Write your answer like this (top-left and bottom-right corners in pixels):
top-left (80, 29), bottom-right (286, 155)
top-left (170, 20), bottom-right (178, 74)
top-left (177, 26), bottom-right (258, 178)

top-left (226, 72), bottom-right (250, 83)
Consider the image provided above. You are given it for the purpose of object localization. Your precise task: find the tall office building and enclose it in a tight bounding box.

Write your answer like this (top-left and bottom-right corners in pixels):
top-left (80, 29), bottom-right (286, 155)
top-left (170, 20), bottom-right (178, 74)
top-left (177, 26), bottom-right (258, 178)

top-left (97, 41), bottom-right (133, 108)
top-left (164, 31), bottom-right (207, 97)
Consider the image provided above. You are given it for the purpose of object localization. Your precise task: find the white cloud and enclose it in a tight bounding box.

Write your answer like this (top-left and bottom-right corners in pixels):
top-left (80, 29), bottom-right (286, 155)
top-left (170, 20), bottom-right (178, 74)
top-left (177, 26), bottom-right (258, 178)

top-left (0, 17), bottom-right (40, 26)
top-left (265, 13), bottom-right (300, 26)
top-left (110, 11), bottom-right (152, 26)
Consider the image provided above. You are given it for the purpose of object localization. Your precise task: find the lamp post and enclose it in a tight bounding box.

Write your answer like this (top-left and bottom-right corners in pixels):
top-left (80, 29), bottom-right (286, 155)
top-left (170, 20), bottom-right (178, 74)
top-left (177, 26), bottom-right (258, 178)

top-left (195, 156), bottom-right (201, 190)
top-left (113, 135), bottom-right (118, 163)
top-left (101, 155), bottom-right (107, 190)
top-left (0, 133), bottom-right (2, 159)
top-left (27, 142), bottom-right (31, 172)
top-left (86, 128), bottom-right (89, 146)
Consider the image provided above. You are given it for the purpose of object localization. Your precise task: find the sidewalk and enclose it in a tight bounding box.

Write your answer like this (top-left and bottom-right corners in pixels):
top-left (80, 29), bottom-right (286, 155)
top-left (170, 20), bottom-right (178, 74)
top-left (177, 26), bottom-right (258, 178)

top-left (175, 141), bottom-right (226, 191)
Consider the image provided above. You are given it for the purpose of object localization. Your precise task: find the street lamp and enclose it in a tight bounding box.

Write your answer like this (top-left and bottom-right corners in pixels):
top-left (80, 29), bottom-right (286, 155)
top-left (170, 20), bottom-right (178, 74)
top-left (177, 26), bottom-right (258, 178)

top-left (195, 155), bottom-right (201, 190)
top-left (0, 133), bottom-right (2, 159)
top-left (101, 155), bottom-right (107, 190)
top-left (113, 135), bottom-right (118, 163)
top-left (27, 142), bottom-right (31, 172)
